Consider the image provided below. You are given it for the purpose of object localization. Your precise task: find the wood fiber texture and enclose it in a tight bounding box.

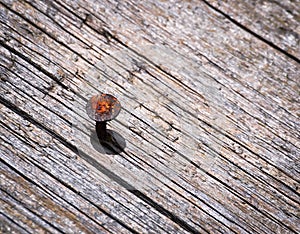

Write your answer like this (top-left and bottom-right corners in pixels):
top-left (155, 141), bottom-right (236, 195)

top-left (0, 0), bottom-right (299, 233)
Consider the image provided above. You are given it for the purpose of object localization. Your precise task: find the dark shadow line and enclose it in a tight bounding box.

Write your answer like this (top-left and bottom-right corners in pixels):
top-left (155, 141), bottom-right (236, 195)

top-left (0, 96), bottom-right (202, 234)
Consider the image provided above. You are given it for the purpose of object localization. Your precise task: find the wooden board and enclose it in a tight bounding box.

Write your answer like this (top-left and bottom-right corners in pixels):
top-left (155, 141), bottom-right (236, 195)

top-left (0, 0), bottom-right (299, 233)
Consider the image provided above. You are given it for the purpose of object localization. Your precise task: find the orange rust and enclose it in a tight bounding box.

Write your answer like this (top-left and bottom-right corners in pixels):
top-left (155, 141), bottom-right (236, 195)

top-left (95, 100), bottom-right (111, 114)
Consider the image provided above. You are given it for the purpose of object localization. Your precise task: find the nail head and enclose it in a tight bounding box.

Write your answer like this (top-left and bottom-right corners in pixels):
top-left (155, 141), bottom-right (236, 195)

top-left (86, 93), bottom-right (121, 122)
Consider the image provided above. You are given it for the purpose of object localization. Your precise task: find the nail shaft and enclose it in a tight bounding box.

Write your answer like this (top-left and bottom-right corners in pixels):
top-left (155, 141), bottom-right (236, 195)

top-left (96, 121), bottom-right (107, 140)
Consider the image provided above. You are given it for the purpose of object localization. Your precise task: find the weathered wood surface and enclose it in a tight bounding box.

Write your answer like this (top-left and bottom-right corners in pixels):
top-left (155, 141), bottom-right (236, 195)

top-left (0, 0), bottom-right (299, 233)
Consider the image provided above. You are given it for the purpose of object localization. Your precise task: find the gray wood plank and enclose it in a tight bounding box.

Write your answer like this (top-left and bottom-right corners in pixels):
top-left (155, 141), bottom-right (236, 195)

top-left (1, 0), bottom-right (299, 233)
top-left (205, 0), bottom-right (300, 60)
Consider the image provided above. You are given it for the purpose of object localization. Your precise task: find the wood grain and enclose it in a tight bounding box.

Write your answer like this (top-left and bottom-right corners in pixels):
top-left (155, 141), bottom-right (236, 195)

top-left (1, 0), bottom-right (299, 233)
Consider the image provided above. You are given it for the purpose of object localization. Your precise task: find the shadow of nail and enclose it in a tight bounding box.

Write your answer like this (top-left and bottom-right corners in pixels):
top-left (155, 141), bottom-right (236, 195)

top-left (90, 129), bottom-right (126, 155)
